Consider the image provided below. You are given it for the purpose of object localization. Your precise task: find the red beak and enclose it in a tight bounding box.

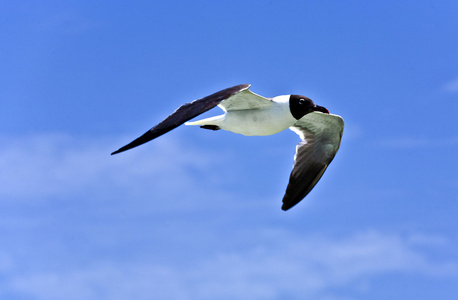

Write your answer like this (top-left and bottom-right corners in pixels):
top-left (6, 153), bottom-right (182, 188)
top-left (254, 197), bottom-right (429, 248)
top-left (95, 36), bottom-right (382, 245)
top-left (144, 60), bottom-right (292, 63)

top-left (314, 105), bottom-right (329, 114)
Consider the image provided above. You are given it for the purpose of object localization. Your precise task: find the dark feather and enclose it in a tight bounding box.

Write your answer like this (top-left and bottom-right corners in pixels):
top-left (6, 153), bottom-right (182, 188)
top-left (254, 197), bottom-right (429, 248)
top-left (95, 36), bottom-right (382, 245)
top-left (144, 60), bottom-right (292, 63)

top-left (281, 113), bottom-right (344, 211)
top-left (111, 84), bottom-right (250, 155)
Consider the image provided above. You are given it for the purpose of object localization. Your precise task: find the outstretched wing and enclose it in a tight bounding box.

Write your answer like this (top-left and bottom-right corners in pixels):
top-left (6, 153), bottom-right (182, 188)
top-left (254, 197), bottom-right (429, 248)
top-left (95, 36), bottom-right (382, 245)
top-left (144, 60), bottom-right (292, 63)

top-left (111, 84), bottom-right (250, 155)
top-left (218, 88), bottom-right (273, 111)
top-left (281, 112), bottom-right (344, 211)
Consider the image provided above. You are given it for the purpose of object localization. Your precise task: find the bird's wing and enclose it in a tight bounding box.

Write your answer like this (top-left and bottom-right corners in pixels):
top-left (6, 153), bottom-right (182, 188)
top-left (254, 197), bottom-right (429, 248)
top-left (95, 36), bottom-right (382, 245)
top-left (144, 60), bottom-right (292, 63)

top-left (111, 84), bottom-right (250, 155)
top-left (281, 112), bottom-right (344, 211)
top-left (218, 88), bottom-right (273, 111)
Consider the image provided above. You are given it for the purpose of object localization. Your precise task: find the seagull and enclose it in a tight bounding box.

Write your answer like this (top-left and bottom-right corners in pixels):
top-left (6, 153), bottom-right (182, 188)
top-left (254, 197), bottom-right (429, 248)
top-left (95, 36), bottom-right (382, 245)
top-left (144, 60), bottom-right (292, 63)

top-left (111, 84), bottom-right (344, 210)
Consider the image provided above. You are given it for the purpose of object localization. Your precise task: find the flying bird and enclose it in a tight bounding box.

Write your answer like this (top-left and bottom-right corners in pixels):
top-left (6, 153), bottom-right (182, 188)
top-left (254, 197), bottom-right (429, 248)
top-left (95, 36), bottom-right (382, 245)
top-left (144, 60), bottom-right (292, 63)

top-left (112, 84), bottom-right (344, 210)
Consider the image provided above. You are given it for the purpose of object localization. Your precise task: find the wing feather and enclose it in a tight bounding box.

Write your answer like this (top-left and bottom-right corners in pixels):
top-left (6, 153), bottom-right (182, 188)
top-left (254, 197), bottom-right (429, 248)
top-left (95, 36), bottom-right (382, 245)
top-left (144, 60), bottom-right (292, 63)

top-left (281, 113), bottom-right (344, 211)
top-left (218, 88), bottom-right (273, 111)
top-left (111, 84), bottom-right (250, 155)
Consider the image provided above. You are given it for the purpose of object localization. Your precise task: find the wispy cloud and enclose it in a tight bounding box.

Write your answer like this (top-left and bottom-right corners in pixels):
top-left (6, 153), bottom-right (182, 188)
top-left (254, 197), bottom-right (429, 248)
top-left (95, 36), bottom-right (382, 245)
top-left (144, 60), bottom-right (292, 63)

top-left (3, 230), bottom-right (456, 300)
top-left (442, 77), bottom-right (458, 93)
top-left (377, 136), bottom-right (458, 148)
top-left (1, 133), bottom-right (457, 300)
top-left (0, 133), bottom-right (226, 201)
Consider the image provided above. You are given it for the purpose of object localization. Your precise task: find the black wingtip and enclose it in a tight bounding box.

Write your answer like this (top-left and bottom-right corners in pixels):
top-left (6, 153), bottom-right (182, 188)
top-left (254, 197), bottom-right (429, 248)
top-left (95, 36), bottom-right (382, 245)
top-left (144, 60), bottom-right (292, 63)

top-left (111, 147), bottom-right (127, 155)
top-left (110, 84), bottom-right (251, 156)
top-left (281, 204), bottom-right (291, 211)
top-left (111, 140), bottom-right (142, 155)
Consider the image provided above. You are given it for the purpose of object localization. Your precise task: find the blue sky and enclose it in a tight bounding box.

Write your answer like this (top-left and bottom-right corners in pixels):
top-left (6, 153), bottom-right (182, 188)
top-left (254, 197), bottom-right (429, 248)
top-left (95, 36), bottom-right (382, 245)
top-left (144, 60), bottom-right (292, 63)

top-left (1, 1), bottom-right (458, 299)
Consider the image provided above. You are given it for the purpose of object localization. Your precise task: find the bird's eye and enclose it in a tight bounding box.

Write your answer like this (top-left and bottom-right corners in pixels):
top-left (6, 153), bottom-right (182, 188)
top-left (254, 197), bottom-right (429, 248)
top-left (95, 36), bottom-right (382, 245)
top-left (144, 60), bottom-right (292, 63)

top-left (299, 99), bottom-right (305, 104)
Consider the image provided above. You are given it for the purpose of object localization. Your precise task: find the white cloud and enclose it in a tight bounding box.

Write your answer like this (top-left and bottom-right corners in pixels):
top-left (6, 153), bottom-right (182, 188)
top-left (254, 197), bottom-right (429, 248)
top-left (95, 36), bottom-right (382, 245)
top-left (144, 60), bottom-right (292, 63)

top-left (3, 230), bottom-right (456, 300)
top-left (341, 122), bottom-right (363, 141)
top-left (442, 77), bottom-right (458, 93)
top-left (377, 136), bottom-right (458, 148)
top-left (1, 133), bottom-right (457, 300)
top-left (0, 132), bottom-right (230, 203)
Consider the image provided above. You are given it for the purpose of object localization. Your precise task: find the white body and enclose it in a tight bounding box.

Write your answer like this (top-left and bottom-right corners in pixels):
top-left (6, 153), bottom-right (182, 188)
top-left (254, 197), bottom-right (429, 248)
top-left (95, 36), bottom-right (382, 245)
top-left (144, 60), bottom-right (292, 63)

top-left (185, 95), bottom-right (297, 136)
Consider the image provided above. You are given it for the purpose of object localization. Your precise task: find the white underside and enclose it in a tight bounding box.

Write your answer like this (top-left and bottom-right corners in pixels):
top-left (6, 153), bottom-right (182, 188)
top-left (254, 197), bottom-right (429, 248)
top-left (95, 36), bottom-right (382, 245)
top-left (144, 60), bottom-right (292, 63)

top-left (185, 97), bottom-right (296, 136)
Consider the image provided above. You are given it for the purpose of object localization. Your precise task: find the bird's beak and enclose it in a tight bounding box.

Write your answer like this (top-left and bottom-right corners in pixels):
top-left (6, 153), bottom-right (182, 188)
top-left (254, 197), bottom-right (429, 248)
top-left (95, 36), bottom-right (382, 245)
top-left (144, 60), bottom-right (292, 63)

top-left (314, 105), bottom-right (329, 114)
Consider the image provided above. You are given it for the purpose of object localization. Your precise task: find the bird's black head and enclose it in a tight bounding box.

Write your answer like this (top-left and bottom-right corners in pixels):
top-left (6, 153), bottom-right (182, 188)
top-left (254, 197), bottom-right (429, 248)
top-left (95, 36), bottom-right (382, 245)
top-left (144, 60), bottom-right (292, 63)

top-left (289, 95), bottom-right (329, 120)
